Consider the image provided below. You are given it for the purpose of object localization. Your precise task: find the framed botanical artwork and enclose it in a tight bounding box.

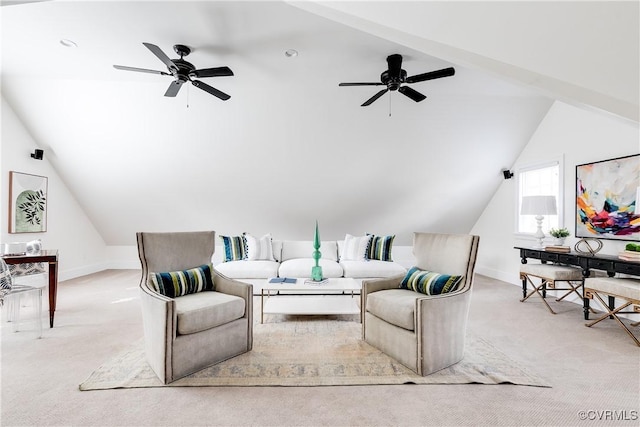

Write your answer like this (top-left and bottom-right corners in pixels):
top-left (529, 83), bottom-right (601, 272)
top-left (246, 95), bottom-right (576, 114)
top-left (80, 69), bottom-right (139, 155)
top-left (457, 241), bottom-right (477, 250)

top-left (8, 171), bottom-right (48, 233)
top-left (576, 154), bottom-right (639, 241)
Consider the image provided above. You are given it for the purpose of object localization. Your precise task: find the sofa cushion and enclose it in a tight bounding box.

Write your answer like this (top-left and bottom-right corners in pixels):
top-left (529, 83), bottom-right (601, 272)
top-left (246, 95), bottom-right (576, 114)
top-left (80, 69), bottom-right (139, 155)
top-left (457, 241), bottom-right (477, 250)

top-left (340, 234), bottom-right (371, 261)
top-left (339, 260), bottom-right (406, 279)
top-left (244, 233), bottom-right (276, 261)
top-left (220, 235), bottom-right (247, 262)
top-left (281, 240), bottom-right (338, 261)
top-left (366, 234), bottom-right (395, 261)
top-left (174, 291), bottom-right (246, 335)
top-left (278, 258), bottom-right (344, 278)
top-left (150, 264), bottom-right (215, 298)
top-left (214, 260), bottom-right (280, 279)
top-left (366, 289), bottom-right (419, 331)
top-left (400, 266), bottom-right (463, 295)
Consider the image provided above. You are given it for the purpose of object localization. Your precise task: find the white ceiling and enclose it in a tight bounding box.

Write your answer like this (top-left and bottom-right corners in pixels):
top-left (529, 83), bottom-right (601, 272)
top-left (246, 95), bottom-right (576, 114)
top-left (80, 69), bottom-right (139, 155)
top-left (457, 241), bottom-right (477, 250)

top-left (1, 1), bottom-right (636, 246)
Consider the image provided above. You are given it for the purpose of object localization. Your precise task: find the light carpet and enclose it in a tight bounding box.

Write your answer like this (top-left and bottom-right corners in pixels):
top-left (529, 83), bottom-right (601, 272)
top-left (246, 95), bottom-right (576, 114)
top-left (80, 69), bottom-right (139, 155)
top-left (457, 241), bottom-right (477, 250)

top-left (79, 317), bottom-right (551, 390)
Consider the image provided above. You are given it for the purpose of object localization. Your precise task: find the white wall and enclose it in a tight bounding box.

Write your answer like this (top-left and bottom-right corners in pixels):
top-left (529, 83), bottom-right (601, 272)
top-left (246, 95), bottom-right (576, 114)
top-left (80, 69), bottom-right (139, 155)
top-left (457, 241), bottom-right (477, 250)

top-left (1, 97), bottom-right (107, 280)
top-left (472, 101), bottom-right (639, 288)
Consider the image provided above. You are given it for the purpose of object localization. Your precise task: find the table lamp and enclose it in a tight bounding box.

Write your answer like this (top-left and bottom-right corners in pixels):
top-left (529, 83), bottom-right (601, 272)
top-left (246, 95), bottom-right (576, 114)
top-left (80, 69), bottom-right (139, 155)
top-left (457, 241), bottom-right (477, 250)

top-left (521, 195), bottom-right (557, 249)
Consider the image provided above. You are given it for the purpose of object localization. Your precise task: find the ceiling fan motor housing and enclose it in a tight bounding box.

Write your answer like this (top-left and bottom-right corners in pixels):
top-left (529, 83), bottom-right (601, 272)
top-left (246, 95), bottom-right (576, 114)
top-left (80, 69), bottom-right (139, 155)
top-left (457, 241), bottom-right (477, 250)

top-left (171, 58), bottom-right (196, 81)
top-left (381, 69), bottom-right (407, 91)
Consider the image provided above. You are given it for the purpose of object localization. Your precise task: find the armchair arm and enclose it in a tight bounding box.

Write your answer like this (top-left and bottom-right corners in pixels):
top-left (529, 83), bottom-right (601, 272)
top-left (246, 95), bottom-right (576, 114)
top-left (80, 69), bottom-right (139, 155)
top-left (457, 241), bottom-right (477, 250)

top-left (214, 272), bottom-right (253, 307)
top-left (361, 274), bottom-right (404, 332)
top-left (415, 288), bottom-right (471, 375)
top-left (213, 272), bottom-right (253, 350)
top-left (139, 282), bottom-right (175, 384)
top-left (362, 275), bottom-right (404, 296)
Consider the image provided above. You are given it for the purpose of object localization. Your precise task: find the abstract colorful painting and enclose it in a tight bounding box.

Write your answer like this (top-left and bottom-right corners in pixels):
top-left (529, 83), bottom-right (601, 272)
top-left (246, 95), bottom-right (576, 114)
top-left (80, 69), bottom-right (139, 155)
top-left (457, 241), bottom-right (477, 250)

top-left (576, 154), bottom-right (639, 241)
top-left (8, 171), bottom-right (48, 233)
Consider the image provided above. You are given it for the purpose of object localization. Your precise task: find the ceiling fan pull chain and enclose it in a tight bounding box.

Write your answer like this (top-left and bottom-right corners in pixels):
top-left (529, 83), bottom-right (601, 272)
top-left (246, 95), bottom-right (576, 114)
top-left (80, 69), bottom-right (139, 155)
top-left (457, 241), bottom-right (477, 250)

top-left (186, 84), bottom-right (190, 108)
top-left (389, 92), bottom-right (392, 117)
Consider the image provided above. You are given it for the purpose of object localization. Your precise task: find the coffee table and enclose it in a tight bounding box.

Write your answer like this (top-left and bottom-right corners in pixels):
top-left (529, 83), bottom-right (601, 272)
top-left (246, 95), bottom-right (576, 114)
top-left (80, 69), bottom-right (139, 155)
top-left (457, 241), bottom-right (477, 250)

top-left (259, 278), bottom-right (361, 323)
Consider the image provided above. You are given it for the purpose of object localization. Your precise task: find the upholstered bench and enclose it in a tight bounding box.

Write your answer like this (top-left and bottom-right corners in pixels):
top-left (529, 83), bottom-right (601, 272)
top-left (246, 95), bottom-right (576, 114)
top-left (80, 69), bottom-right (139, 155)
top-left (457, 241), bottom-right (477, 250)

top-left (519, 263), bottom-right (584, 314)
top-left (584, 277), bottom-right (640, 346)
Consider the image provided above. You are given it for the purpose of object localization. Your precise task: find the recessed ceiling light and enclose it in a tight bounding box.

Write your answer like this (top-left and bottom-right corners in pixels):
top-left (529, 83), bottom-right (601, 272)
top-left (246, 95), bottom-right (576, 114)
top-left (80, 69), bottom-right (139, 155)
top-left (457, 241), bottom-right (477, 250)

top-left (284, 49), bottom-right (298, 58)
top-left (60, 39), bottom-right (78, 48)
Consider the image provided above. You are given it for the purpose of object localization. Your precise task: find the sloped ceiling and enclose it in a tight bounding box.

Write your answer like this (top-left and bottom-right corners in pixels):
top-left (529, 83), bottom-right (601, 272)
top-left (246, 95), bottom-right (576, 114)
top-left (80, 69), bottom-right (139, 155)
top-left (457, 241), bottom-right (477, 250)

top-left (2, 1), bottom-right (634, 246)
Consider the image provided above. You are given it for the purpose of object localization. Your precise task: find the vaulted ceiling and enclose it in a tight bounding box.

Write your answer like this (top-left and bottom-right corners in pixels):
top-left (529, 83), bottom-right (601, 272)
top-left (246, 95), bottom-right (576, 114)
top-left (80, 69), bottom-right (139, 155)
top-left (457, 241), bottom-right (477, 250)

top-left (1, 1), bottom-right (637, 246)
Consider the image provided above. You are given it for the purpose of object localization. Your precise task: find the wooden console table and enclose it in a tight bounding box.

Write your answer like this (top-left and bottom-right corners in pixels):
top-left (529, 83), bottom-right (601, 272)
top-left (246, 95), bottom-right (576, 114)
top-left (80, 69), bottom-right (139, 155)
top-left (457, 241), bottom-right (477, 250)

top-left (515, 246), bottom-right (640, 319)
top-left (2, 250), bottom-right (59, 328)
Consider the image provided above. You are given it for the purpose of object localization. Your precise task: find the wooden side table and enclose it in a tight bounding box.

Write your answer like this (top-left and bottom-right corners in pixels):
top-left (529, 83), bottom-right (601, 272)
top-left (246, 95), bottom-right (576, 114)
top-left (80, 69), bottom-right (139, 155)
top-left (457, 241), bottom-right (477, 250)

top-left (2, 250), bottom-right (59, 327)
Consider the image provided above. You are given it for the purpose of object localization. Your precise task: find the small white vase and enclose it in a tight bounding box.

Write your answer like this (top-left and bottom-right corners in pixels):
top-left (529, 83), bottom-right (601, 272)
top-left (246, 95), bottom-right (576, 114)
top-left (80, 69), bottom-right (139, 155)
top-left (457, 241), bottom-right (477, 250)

top-left (553, 237), bottom-right (566, 246)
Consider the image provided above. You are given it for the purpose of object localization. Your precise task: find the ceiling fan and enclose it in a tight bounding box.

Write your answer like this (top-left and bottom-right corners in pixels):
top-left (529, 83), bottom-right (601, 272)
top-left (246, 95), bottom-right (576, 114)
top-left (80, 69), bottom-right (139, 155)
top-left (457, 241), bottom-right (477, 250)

top-left (113, 42), bottom-right (233, 100)
top-left (339, 54), bottom-right (455, 106)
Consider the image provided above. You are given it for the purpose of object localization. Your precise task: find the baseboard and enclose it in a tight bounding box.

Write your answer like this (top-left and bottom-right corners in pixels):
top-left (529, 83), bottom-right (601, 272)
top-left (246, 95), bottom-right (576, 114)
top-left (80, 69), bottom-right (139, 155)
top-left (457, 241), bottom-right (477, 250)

top-left (105, 261), bottom-right (141, 270)
top-left (475, 265), bottom-right (519, 286)
top-left (59, 262), bottom-right (109, 282)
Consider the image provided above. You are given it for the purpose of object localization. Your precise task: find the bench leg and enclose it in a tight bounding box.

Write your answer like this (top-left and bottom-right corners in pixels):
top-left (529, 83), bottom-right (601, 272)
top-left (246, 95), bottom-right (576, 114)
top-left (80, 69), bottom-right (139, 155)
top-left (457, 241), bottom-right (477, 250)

top-left (586, 292), bottom-right (639, 347)
top-left (608, 295), bottom-right (615, 319)
top-left (583, 296), bottom-right (591, 320)
top-left (520, 275), bottom-right (556, 314)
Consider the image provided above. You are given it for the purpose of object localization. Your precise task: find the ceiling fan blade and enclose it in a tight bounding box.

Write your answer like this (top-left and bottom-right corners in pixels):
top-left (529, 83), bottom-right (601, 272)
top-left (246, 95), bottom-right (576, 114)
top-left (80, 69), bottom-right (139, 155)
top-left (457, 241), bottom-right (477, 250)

top-left (339, 82), bottom-right (385, 87)
top-left (361, 88), bottom-right (388, 107)
top-left (406, 67), bottom-right (455, 84)
top-left (398, 86), bottom-right (426, 102)
top-left (192, 66), bottom-right (234, 78)
top-left (192, 80), bottom-right (231, 100)
top-left (143, 42), bottom-right (178, 72)
top-left (386, 54), bottom-right (403, 74)
top-left (113, 65), bottom-right (169, 75)
top-left (164, 81), bottom-right (183, 97)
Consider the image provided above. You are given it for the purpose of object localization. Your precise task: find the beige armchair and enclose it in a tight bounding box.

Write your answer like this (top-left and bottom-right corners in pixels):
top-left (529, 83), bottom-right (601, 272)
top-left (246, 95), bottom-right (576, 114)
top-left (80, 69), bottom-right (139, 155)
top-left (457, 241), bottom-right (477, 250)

top-left (137, 231), bottom-right (252, 384)
top-left (362, 232), bottom-right (480, 376)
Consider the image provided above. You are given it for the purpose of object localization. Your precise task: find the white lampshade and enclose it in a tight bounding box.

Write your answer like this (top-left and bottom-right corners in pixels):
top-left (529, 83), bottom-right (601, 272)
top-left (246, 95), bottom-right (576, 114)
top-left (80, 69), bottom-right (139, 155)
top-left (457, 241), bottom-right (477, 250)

top-left (521, 195), bottom-right (558, 216)
top-left (636, 187), bottom-right (640, 215)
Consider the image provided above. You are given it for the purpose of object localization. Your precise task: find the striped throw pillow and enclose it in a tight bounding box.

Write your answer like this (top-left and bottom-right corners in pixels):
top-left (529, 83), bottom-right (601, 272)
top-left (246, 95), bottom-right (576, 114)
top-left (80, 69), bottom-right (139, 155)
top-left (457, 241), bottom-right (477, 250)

top-left (244, 233), bottom-right (276, 261)
top-left (220, 235), bottom-right (247, 262)
top-left (150, 263), bottom-right (215, 298)
top-left (400, 266), bottom-right (464, 295)
top-left (366, 234), bottom-right (395, 261)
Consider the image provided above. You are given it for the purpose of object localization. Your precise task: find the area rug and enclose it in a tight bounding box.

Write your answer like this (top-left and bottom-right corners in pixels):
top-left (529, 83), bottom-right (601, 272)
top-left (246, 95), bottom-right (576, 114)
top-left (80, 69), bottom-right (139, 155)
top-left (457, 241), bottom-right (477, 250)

top-left (79, 317), bottom-right (550, 390)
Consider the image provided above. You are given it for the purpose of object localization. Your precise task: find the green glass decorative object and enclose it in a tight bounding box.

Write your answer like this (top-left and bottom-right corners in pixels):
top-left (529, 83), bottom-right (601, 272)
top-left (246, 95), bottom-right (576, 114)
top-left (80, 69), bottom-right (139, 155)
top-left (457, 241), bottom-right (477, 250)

top-left (311, 220), bottom-right (323, 281)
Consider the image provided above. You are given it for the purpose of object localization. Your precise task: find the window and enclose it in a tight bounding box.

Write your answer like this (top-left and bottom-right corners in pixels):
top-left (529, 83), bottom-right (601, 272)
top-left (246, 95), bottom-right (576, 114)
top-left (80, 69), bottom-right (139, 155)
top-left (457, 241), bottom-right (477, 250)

top-left (517, 158), bottom-right (563, 234)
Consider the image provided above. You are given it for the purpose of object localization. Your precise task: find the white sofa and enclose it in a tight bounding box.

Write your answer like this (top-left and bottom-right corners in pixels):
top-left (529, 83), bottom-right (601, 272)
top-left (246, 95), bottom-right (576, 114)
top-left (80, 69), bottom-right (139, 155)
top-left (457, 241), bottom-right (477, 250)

top-left (214, 239), bottom-right (406, 280)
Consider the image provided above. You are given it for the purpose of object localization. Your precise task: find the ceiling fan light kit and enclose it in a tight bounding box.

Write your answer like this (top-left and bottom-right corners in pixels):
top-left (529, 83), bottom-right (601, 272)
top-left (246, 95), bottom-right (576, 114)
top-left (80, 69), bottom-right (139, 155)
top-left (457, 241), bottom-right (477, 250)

top-left (113, 42), bottom-right (234, 101)
top-left (339, 54), bottom-right (455, 107)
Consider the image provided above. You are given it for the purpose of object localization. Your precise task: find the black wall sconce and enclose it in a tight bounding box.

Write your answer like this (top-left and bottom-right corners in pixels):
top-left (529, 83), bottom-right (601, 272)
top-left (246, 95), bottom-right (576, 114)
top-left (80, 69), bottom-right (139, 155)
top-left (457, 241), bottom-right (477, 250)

top-left (31, 149), bottom-right (44, 160)
top-left (502, 169), bottom-right (514, 180)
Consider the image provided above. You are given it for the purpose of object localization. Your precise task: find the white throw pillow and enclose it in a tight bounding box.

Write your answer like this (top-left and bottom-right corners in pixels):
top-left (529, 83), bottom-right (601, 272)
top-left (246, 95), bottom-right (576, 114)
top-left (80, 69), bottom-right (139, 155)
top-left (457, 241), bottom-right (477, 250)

top-left (244, 233), bottom-right (276, 261)
top-left (340, 234), bottom-right (371, 261)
